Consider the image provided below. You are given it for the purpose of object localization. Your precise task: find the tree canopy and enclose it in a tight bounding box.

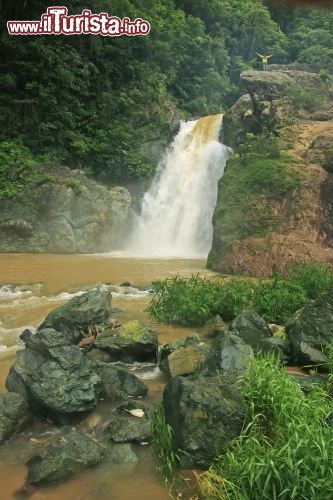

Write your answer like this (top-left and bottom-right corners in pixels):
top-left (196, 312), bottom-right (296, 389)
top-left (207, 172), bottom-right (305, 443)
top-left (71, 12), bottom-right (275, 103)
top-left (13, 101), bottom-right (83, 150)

top-left (0, 0), bottom-right (332, 187)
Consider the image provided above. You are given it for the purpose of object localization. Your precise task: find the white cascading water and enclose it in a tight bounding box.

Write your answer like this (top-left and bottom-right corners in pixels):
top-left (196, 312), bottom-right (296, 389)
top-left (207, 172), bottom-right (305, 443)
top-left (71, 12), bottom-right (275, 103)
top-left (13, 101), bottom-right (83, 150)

top-left (127, 114), bottom-right (231, 258)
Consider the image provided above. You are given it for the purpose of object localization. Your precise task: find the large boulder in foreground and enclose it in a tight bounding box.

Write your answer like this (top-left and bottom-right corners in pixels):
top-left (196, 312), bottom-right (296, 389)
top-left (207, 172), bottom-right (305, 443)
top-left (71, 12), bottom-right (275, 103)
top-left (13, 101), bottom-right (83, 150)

top-left (94, 320), bottom-right (158, 363)
top-left (30, 347), bottom-right (101, 414)
top-left (5, 290), bottom-right (144, 418)
top-left (0, 392), bottom-right (30, 444)
top-left (6, 345), bottom-right (101, 415)
top-left (286, 289), bottom-right (333, 368)
top-left (163, 375), bottom-right (245, 469)
top-left (38, 289), bottom-right (112, 334)
top-left (26, 429), bottom-right (104, 485)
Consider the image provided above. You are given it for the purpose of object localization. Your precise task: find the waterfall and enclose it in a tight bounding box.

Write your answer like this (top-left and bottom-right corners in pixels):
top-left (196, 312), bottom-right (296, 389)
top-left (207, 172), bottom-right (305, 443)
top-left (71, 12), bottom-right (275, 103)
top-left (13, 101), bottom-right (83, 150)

top-left (127, 114), bottom-right (231, 258)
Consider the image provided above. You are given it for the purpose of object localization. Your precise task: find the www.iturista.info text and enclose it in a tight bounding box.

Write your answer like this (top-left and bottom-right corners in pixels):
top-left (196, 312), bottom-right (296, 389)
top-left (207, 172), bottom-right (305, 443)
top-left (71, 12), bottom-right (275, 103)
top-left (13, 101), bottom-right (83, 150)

top-left (7, 6), bottom-right (151, 36)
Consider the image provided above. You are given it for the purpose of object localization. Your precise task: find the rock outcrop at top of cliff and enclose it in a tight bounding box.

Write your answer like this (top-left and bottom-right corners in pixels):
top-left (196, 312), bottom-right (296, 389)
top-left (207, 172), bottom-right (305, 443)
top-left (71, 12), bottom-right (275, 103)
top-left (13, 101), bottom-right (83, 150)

top-left (209, 67), bottom-right (333, 277)
top-left (0, 166), bottom-right (132, 253)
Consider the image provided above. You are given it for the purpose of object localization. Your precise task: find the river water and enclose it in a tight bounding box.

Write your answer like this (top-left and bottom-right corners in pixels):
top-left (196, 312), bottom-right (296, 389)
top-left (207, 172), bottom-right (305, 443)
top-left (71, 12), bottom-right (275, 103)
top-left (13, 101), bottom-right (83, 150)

top-left (0, 253), bottom-right (207, 500)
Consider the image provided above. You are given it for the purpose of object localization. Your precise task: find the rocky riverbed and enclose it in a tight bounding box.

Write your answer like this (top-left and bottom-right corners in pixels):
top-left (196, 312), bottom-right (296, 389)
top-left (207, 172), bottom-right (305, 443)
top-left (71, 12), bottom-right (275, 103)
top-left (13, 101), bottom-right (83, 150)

top-left (1, 280), bottom-right (331, 495)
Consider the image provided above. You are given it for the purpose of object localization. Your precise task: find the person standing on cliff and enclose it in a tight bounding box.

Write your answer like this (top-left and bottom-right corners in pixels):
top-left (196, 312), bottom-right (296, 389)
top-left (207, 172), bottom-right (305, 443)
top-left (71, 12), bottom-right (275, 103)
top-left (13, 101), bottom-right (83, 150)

top-left (257, 53), bottom-right (272, 70)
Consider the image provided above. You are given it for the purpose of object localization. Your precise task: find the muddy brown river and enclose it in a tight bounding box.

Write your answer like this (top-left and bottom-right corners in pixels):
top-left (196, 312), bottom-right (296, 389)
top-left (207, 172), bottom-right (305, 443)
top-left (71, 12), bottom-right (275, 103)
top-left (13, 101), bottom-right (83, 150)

top-left (0, 253), bottom-right (208, 500)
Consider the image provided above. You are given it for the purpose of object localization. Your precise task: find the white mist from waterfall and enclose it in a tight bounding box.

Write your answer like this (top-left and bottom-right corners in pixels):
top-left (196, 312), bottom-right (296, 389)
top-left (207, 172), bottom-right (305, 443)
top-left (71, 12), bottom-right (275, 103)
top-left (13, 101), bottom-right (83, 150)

top-left (127, 114), bottom-right (231, 258)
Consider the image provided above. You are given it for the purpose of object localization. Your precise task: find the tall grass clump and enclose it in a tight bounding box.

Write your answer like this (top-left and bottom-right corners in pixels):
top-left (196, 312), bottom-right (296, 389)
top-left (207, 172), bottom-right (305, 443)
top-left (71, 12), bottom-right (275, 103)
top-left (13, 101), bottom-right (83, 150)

top-left (198, 355), bottom-right (333, 500)
top-left (253, 277), bottom-right (307, 324)
top-left (147, 275), bottom-right (254, 326)
top-left (151, 404), bottom-right (178, 481)
top-left (147, 263), bottom-right (333, 327)
top-left (287, 262), bottom-right (333, 299)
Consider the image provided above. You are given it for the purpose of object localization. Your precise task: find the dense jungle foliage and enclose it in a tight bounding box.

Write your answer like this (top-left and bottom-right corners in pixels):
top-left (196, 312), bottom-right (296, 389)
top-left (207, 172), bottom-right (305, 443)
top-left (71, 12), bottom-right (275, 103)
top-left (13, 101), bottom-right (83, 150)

top-left (1, 0), bottom-right (333, 192)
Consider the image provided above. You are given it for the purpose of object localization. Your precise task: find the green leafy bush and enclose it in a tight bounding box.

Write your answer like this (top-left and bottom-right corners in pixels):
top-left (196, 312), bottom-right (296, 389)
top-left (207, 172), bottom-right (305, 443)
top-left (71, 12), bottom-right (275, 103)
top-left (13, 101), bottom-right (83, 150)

top-left (66, 177), bottom-right (84, 195)
top-left (285, 84), bottom-right (326, 112)
top-left (0, 141), bottom-right (37, 199)
top-left (199, 355), bottom-right (333, 499)
top-left (147, 262), bottom-right (333, 326)
top-left (238, 132), bottom-right (281, 162)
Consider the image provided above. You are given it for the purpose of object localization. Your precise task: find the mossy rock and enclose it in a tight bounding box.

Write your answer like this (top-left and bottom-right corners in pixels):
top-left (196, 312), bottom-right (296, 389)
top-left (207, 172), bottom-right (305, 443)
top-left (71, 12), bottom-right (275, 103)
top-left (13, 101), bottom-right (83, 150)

top-left (160, 345), bottom-right (210, 379)
top-left (94, 320), bottom-right (158, 363)
top-left (163, 374), bottom-right (245, 469)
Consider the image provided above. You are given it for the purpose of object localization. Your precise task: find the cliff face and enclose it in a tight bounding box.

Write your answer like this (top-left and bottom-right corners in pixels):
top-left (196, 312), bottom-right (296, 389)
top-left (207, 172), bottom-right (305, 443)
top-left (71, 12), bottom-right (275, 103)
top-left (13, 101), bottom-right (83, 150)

top-left (0, 167), bottom-right (132, 253)
top-left (208, 69), bottom-right (333, 276)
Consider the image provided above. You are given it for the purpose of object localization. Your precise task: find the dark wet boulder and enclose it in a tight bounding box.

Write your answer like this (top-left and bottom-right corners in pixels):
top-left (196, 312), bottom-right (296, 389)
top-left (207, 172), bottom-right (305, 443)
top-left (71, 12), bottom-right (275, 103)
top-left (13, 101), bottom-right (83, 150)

top-left (26, 328), bottom-right (76, 352)
top-left (163, 374), bottom-right (245, 469)
top-left (6, 345), bottom-right (101, 416)
top-left (38, 289), bottom-right (112, 335)
top-left (0, 392), bottom-right (30, 444)
top-left (94, 361), bottom-right (148, 398)
top-left (94, 320), bottom-right (158, 363)
top-left (108, 415), bottom-right (152, 443)
top-left (260, 336), bottom-right (291, 361)
top-left (6, 348), bottom-right (46, 402)
top-left (6, 290), bottom-right (154, 420)
top-left (286, 289), bottom-right (333, 368)
top-left (26, 429), bottom-right (104, 485)
top-left (19, 328), bottom-right (33, 344)
top-left (159, 335), bottom-right (210, 378)
top-left (202, 331), bottom-right (253, 376)
top-left (231, 310), bottom-right (272, 352)
top-left (5, 290), bottom-right (160, 421)
top-left (29, 347), bottom-right (101, 414)
top-left (90, 401), bottom-right (152, 444)
top-left (106, 443), bottom-right (138, 463)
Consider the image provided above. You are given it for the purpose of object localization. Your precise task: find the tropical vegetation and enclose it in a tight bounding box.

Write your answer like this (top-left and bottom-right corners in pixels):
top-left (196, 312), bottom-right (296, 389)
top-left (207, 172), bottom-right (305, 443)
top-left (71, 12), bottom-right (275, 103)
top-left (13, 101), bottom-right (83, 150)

top-left (147, 262), bottom-right (333, 326)
top-left (1, 0), bottom-right (333, 195)
top-left (198, 354), bottom-right (333, 500)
